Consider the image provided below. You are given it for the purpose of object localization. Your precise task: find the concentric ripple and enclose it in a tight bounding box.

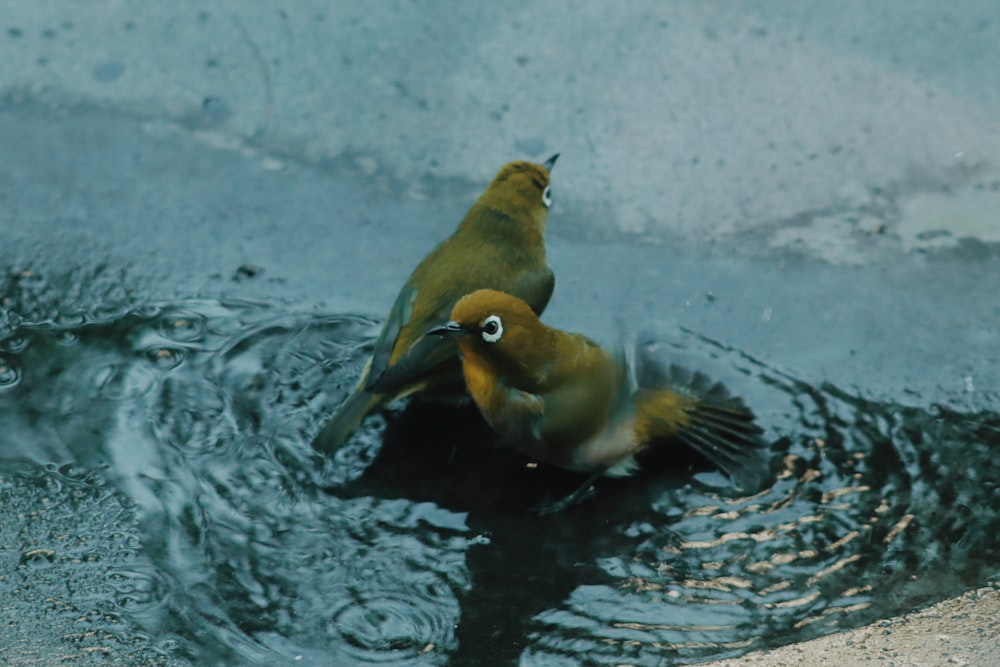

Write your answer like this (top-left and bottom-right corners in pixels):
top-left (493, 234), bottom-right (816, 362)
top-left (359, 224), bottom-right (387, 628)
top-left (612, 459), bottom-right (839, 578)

top-left (0, 356), bottom-right (21, 391)
top-left (326, 583), bottom-right (457, 664)
top-left (2, 297), bottom-right (998, 666)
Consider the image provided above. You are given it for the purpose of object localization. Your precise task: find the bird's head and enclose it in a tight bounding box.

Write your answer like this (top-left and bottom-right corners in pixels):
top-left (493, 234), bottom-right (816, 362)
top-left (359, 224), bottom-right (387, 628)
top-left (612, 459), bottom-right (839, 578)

top-left (475, 154), bottom-right (558, 227)
top-left (426, 289), bottom-right (554, 381)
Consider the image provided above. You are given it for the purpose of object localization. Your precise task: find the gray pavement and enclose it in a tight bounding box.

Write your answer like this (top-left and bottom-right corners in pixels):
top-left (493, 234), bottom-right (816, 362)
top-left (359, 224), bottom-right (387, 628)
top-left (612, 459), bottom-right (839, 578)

top-left (1, 2), bottom-right (998, 665)
top-left (3, 1), bottom-right (998, 255)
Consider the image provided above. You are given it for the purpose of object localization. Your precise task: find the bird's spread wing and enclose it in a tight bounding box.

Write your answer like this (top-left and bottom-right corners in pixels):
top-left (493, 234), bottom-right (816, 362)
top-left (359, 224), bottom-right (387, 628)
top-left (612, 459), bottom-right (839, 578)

top-left (637, 359), bottom-right (771, 493)
top-left (675, 399), bottom-right (769, 492)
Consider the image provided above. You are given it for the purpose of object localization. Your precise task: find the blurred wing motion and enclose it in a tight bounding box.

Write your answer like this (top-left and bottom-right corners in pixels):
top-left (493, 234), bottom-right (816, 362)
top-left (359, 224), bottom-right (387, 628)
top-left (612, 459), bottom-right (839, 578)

top-left (634, 349), bottom-right (770, 492)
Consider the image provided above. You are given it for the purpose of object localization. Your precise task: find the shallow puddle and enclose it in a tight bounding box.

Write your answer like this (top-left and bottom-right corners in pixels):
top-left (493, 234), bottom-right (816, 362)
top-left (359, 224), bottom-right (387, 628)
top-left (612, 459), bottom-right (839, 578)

top-left (0, 294), bottom-right (997, 666)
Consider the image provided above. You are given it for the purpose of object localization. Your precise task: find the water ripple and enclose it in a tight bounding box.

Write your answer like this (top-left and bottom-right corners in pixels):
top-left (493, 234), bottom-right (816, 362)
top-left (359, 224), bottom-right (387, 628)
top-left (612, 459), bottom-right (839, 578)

top-left (519, 339), bottom-right (1000, 666)
top-left (328, 587), bottom-right (453, 663)
top-left (2, 299), bottom-right (998, 666)
top-left (157, 311), bottom-right (206, 343)
top-left (0, 356), bottom-right (21, 391)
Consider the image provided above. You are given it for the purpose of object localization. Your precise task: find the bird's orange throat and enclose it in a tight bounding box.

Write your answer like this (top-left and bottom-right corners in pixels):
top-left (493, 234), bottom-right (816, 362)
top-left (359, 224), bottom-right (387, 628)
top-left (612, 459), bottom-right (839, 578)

top-left (455, 343), bottom-right (505, 419)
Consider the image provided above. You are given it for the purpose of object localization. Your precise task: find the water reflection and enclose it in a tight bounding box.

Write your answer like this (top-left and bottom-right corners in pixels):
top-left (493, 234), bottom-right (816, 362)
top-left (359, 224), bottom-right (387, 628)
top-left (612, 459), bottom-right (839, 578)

top-left (0, 297), bottom-right (997, 666)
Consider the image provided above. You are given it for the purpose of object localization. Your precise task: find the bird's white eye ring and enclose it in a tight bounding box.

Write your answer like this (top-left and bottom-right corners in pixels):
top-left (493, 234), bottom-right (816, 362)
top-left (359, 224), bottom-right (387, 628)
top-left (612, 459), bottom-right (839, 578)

top-left (542, 185), bottom-right (552, 208)
top-left (481, 315), bottom-right (503, 343)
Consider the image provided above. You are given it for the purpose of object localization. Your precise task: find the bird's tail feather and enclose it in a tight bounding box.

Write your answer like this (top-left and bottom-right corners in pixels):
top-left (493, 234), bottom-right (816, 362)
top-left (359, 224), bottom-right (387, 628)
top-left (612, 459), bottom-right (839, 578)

top-left (312, 388), bottom-right (383, 455)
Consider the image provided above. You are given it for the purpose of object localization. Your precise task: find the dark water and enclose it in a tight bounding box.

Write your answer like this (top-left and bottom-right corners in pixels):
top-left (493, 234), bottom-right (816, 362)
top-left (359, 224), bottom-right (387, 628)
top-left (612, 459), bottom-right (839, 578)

top-left (1, 277), bottom-right (998, 665)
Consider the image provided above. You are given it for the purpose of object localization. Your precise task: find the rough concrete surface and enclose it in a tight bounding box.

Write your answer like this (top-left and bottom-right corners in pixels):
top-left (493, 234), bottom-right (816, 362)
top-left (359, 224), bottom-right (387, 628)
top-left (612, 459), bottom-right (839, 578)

top-left (0, 1), bottom-right (998, 665)
top-left (703, 587), bottom-right (1000, 667)
top-left (1, 1), bottom-right (998, 256)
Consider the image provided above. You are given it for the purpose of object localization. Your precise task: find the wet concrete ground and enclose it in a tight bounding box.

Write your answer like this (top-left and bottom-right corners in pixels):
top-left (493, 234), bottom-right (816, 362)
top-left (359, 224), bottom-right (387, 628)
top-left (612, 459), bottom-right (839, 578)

top-left (1, 3), bottom-right (999, 666)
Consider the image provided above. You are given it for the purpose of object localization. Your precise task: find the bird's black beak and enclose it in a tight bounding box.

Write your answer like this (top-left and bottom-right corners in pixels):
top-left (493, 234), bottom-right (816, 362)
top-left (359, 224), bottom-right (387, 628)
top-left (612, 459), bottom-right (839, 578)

top-left (542, 153), bottom-right (559, 172)
top-left (425, 321), bottom-right (467, 337)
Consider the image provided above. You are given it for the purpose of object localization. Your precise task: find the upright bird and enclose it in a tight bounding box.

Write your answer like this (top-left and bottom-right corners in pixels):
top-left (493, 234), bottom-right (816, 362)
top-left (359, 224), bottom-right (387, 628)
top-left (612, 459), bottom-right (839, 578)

top-left (313, 156), bottom-right (559, 454)
top-left (428, 289), bottom-right (769, 511)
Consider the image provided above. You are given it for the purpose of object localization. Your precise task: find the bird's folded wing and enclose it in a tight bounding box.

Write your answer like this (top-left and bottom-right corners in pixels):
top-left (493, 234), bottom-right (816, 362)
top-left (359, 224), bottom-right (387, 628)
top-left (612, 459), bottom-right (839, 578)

top-left (510, 265), bottom-right (555, 316)
top-left (496, 388), bottom-right (546, 443)
top-left (366, 332), bottom-right (459, 395)
top-left (364, 284), bottom-right (417, 391)
top-left (538, 346), bottom-right (626, 446)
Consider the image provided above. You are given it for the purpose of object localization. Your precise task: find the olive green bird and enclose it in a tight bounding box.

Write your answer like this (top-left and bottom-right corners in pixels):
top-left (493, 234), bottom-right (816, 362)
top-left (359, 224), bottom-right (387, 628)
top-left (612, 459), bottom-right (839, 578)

top-left (313, 155), bottom-right (559, 454)
top-left (428, 289), bottom-right (770, 511)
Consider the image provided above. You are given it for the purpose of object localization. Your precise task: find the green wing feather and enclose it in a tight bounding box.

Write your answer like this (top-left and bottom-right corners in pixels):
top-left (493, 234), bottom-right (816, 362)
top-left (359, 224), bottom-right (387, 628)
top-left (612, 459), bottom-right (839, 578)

top-left (366, 331), bottom-right (460, 396)
top-left (364, 283), bottom-right (417, 390)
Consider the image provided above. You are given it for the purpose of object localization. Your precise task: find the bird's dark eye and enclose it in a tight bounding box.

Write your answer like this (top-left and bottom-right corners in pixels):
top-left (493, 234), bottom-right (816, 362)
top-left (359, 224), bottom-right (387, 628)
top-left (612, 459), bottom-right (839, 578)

top-left (481, 315), bottom-right (503, 343)
top-left (542, 185), bottom-right (552, 208)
